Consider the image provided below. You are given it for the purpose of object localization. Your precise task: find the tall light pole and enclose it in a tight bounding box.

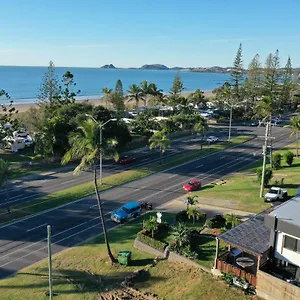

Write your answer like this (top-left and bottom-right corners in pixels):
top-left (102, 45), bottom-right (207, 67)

top-left (85, 114), bottom-right (117, 185)
top-left (228, 105), bottom-right (233, 142)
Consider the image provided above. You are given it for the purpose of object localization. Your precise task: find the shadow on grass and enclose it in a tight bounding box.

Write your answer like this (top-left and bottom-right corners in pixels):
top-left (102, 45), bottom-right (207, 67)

top-left (281, 162), bottom-right (300, 169)
top-left (130, 258), bottom-right (155, 267)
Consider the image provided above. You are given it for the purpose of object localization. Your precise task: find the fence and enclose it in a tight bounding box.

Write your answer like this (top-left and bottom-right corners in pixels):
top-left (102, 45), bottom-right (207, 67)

top-left (216, 258), bottom-right (257, 287)
top-left (256, 270), bottom-right (300, 300)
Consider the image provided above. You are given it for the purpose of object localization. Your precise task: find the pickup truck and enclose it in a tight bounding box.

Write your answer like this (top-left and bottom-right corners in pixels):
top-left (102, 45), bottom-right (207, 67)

top-left (264, 187), bottom-right (288, 202)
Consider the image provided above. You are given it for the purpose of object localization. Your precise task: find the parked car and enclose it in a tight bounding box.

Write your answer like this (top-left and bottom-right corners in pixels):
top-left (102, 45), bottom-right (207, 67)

top-left (111, 201), bottom-right (142, 223)
top-left (264, 187), bottom-right (288, 202)
top-left (183, 179), bottom-right (201, 192)
top-left (206, 136), bottom-right (219, 143)
top-left (118, 156), bottom-right (136, 164)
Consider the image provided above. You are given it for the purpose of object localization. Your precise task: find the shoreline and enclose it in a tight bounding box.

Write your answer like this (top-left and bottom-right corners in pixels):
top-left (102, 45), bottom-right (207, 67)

top-left (11, 91), bottom-right (214, 113)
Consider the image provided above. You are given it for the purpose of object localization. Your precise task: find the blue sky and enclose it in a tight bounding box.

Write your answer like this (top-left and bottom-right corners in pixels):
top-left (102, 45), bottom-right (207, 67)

top-left (1, 0), bottom-right (300, 68)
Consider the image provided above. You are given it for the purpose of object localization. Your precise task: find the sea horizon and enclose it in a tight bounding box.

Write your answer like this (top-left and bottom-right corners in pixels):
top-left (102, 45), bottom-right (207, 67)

top-left (0, 66), bottom-right (230, 104)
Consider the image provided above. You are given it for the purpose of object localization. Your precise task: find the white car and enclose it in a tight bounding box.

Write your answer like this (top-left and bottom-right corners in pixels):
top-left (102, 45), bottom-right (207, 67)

top-left (206, 136), bottom-right (218, 143)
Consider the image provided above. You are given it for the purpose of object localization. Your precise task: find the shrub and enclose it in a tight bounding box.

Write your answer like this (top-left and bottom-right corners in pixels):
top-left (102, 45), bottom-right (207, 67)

top-left (222, 272), bottom-right (234, 285)
top-left (176, 210), bottom-right (206, 222)
top-left (272, 152), bottom-right (282, 170)
top-left (256, 167), bottom-right (273, 187)
top-left (205, 215), bottom-right (226, 229)
top-left (283, 151), bottom-right (294, 166)
top-left (225, 214), bottom-right (242, 229)
top-left (136, 231), bottom-right (167, 251)
top-left (181, 245), bottom-right (198, 260)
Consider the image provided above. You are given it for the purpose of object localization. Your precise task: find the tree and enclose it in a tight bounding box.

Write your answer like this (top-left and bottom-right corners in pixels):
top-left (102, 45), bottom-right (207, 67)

top-left (231, 43), bottom-right (244, 103)
top-left (132, 112), bottom-right (161, 137)
top-left (127, 84), bottom-right (143, 107)
top-left (225, 214), bottom-right (241, 229)
top-left (283, 151), bottom-right (294, 166)
top-left (263, 50), bottom-right (280, 111)
top-left (171, 222), bottom-right (189, 248)
top-left (107, 91), bottom-right (125, 115)
top-left (115, 79), bottom-right (124, 98)
top-left (188, 89), bottom-right (207, 109)
top-left (0, 159), bottom-right (11, 214)
top-left (256, 167), bottom-right (273, 187)
top-left (194, 118), bottom-right (209, 150)
top-left (139, 80), bottom-right (151, 106)
top-left (280, 56), bottom-right (293, 110)
top-left (185, 195), bottom-right (199, 209)
top-left (0, 91), bottom-right (19, 142)
top-left (62, 117), bottom-right (119, 263)
top-left (55, 71), bottom-right (80, 106)
top-left (37, 61), bottom-right (59, 107)
top-left (169, 72), bottom-right (185, 107)
top-left (149, 130), bottom-right (171, 163)
top-left (143, 216), bottom-right (158, 238)
top-left (34, 130), bottom-right (54, 160)
top-left (284, 116), bottom-right (300, 157)
top-left (255, 95), bottom-right (276, 122)
top-left (186, 207), bottom-right (202, 224)
top-left (101, 87), bottom-right (112, 108)
top-left (271, 152), bottom-right (282, 170)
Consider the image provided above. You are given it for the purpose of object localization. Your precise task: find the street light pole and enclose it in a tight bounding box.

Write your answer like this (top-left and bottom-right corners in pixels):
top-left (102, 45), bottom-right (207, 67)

top-left (228, 105), bottom-right (233, 142)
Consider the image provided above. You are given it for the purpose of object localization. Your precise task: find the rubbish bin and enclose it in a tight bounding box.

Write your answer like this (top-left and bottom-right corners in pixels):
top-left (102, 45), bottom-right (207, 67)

top-left (117, 250), bottom-right (132, 266)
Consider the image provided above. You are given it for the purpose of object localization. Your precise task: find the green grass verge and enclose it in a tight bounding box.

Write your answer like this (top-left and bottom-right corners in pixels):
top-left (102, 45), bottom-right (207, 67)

top-left (0, 214), bottom-right (250, 300)
top-left (1, 135), bottom-right (253, 225)
top-left (191, 142), bottom-right (300, 213)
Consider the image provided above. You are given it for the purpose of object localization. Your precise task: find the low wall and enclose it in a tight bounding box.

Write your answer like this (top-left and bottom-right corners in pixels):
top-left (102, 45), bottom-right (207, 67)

top-left (257, 270), bottom-right (300, 300)
top-left (134, 238), bottom-right (211, 273)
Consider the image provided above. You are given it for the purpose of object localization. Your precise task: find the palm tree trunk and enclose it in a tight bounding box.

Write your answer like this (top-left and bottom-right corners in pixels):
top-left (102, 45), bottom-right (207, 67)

top-left (93, 164), bottom-right (115, 263)
top-left (193, 216), bottom-right (195, 225)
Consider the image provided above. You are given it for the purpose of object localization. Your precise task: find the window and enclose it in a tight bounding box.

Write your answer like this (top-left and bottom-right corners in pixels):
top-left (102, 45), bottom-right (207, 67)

top-left (284, 235), bottom-right (300, 253)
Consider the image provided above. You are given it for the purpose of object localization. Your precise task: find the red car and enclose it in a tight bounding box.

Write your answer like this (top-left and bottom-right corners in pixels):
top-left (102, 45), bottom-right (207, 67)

top-left (118, 156), bottom-right (136, 165)
top-left (183, 179), bottom-right (201, 192)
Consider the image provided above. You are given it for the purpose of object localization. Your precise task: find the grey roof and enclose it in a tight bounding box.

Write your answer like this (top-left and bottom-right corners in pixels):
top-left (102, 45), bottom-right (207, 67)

top-left (218, 213), bottom-right (270, 256)
top-left (269, 196), bottom-right (300, 227)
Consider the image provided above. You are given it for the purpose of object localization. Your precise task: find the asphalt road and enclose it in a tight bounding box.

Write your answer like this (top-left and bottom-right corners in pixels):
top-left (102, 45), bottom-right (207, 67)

top-left (0, 126), bottom-right (243, 211)
top-left (0, 125), bottom-right (292, 279)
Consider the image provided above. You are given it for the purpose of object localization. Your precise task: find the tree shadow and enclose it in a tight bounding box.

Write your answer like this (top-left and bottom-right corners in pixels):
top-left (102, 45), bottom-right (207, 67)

top-left (130, 258), bottom-right (155, 267)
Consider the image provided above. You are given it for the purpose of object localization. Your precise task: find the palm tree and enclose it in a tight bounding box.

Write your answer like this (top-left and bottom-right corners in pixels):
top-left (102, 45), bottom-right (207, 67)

top-left (194, 118), bottom-right (209, 150)
top-left (143, 216), bottom-right (158, 238)
top-left (149, 130), bottom-right (171, 164)
top-left (186, 207), bottom-right (202, 224)
top-left (284, 116), bottom-right (300, 157)
top-left (140, 80), bottom-right (151, 106)
top-left (101, 87), bottom-right (112, 108)
top-left (62, 117), bottom-right (118, 263)
top-left (127, 84), bottom-right (143, 108)
top-left (185, 195), bottom-right (199, 209)
top-left (255, 95), bottom-right (275, 122)
top-left (171, 222), bottom-right (189, 248)
top-left (0, 159), bottom-right (11, 214)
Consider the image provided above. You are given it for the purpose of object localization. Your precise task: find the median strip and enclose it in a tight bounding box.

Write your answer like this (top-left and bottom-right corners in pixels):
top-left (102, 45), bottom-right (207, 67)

top-left (0, 135), bottom-right (253, 225)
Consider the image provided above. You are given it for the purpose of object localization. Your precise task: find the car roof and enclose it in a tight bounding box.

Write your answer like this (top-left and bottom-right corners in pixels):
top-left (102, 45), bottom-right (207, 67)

top-left (122, 201), bottom-right (140, 210)
top-left (189, 179), bottom-right (200, 183)
top-left (270, 187), bottom-right (280, 190)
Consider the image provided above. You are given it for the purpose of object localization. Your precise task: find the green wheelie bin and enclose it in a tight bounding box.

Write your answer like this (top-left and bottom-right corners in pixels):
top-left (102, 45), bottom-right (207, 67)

top-left (117, 250), bottom-right (132, 266)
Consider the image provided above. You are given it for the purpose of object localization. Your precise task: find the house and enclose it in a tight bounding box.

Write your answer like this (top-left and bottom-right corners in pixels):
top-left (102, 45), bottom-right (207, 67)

top-left (213, 197), bottom-right (300, 300)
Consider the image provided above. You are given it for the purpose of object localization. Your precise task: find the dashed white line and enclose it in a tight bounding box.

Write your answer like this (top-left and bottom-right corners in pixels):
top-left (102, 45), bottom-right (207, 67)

top-left (26, 223), bottom-right (48, 232)
top-left (168, 174), bottom-right (178, 178)
top-left (195, 164), bottom-right (203, 169)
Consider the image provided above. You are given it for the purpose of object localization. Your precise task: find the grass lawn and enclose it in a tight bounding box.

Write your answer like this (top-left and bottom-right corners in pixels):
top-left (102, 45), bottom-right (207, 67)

top-left (0, 214), bottom-right (253, 300)
top-left (191, 143), bottom-right (300, 213)
top-left (1, 135), bottom-right (252, 225)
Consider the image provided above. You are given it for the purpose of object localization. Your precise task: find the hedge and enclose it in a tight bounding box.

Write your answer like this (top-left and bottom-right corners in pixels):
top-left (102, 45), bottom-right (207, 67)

top-left (136, 231), bottom-right (167, 251)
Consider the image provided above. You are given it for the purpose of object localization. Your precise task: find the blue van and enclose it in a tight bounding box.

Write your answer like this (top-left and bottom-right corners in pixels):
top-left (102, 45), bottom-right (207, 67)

top-left (111, 201), bottom-right (142, 223)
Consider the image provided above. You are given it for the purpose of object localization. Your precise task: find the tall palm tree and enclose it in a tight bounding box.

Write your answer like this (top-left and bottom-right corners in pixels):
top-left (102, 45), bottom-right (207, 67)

top-left (194, 118), bottom-right (209, 150)
top-left (186, 207), bottom-right (202, 224)
top-left (127, 84), bottom-right (143, 108)
top-left (143, 216), bottom-right (158, 238)
top-left (255, 95), bottom-right (275, 122)
top-left (149, 130), bottom-right (171, 164)
top-left (185, 195), bottom-right (199, 209)
top-left (140, 80), bottom-right (151, 106)
top-left (284, 116), bottom-right (300, 157)
top-left (62, 117), bottom-right (118, 263)
top-left (0, 159), bottom-right (11, 214)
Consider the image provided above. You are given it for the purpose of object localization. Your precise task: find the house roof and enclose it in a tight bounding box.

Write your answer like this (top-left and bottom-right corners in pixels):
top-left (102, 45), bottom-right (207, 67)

top-left (218, 212), bottom-right (270, 257)
top-left (268, 196), bottom-right (300, 228)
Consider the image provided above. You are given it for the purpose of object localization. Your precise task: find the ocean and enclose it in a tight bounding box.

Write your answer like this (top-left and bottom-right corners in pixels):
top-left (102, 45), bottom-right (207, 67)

top-left (0, 66), bottom-right (230, 104)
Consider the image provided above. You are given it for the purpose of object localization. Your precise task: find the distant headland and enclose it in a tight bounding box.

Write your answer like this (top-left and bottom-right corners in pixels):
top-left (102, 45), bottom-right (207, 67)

top-left (100, 63), bottom-right (235, 73)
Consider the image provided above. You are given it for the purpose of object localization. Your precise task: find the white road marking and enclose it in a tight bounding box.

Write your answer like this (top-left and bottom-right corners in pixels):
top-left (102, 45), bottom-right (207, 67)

top-left (59, 179), bottom-right (77, 185)
top-left (26, 223), bottom-right (48, 232)
top-left (168, 174), bottom-right (178, 178)
top-left (195, 164), bottom-right (203, 169)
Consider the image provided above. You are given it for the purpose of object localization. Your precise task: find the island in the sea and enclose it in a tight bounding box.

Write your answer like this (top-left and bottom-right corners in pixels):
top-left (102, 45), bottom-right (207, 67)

top-left (100, 64), bottom-right (116, 69)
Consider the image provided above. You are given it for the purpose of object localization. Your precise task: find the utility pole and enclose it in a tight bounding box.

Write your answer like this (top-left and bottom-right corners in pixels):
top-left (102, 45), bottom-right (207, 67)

top-left (259, 122), bottom-right (275, 198)
top-left (47, 225), bottom-right (53, 300)
top-left (228, 105), bottom-right (233, 142)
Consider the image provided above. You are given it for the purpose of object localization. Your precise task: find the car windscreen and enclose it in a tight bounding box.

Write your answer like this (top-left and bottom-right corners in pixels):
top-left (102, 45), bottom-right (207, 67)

top-left (188, 182), bottom-right (195, 186)
top-left (268, 190), bottom-right (278, 194)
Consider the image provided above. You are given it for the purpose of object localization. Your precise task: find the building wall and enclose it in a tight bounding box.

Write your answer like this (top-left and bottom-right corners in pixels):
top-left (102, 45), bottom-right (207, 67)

top-left (275, 232), bottom-right (300, 267)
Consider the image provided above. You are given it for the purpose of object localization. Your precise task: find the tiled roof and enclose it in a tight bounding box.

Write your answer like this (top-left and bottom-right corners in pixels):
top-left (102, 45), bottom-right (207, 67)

top-left (218, 212), bottom-right (270, 256)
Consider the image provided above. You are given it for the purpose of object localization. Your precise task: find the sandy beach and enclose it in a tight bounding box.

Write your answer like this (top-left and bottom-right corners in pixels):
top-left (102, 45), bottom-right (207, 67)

top-left (11, 91), bottom-right (214, 113)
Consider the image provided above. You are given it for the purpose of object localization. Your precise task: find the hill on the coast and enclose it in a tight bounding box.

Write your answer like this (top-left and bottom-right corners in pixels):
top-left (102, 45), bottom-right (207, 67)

top-left (100, 64), bottom-right (116, 69)
top-left (140, 64), bottom-right (169, 70)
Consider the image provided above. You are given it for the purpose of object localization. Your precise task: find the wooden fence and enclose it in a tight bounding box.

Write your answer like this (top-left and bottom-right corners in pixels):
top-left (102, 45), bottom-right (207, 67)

top-left (216, 258), bottom-right (257, 287)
